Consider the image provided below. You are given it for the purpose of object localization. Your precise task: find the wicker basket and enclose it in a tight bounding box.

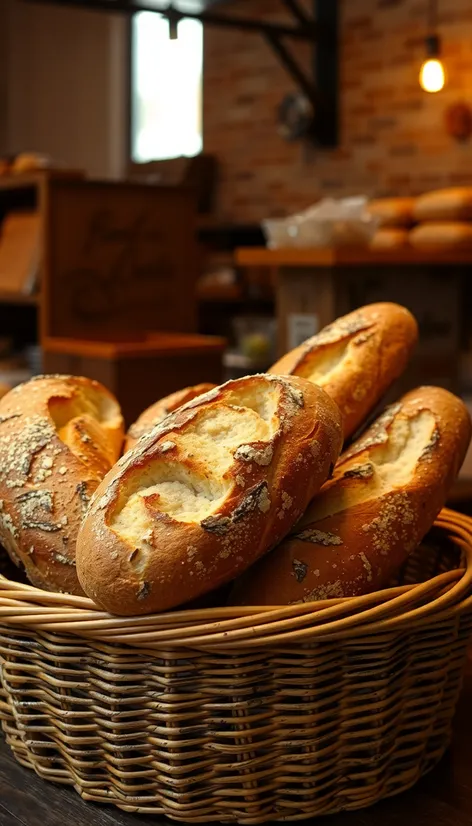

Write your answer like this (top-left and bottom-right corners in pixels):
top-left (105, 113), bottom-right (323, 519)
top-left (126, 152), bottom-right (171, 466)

top-left (1, 507), bottom-right (472, 824)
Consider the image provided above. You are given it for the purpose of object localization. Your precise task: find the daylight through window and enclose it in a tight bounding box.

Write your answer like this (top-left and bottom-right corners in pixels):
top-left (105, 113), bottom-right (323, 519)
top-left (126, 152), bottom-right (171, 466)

top-left (131, 12), bottom-right (203, 162)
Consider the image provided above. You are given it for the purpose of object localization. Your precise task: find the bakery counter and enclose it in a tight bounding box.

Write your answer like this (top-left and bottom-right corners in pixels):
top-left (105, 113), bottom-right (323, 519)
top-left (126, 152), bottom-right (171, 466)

top-left (236, 246), bottom-right (471, 395)
top-left (2, 660), bottom-right (472, 825)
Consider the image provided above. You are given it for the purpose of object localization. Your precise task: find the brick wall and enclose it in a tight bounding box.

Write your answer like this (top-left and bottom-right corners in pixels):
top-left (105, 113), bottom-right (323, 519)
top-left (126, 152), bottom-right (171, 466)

top-left (204, 0), bottom-right (472, 223)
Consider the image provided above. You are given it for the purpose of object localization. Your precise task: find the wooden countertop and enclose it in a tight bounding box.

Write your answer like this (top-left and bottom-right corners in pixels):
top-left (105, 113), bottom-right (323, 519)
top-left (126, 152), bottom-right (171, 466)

top-left (2, 660), bottom-right (472, 824)
top-left (42, 332), bottom-right (227, 360)
top-left (236, 246), bottom-right (472, 267)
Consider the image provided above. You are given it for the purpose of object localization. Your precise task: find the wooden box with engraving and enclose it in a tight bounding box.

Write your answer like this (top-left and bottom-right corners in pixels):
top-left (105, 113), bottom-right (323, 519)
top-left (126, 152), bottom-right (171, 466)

top-left (0, 172), bottom-right (225, 410)
top-left (39, 178), bottom-right (225, 419)
top-left (41, 178), bottom-right (200, 339)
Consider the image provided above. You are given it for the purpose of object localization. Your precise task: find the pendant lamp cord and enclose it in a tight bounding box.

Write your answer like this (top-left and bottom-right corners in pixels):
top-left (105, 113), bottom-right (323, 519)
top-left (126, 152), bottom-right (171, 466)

top-left (428, 0), bottom-right (438, 32)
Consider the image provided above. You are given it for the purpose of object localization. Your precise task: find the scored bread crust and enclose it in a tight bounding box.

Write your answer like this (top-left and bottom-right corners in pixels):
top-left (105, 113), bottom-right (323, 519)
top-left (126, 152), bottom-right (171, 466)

top-left (76, 374), bottom-right (343, 616)
top-left (268, 302), bottom-right (418, 440)
top-left (0, 375), bottom-right (124, 594)
top-left (229, 386), bottom-right (471, 606)
top-left (125, 383), bottom-right (216, 452)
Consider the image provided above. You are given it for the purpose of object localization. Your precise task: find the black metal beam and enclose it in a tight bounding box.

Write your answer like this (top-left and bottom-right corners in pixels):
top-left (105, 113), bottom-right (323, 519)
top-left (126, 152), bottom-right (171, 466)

top-left (280, 0), bottom-right (311, 26)
top-left (264, 32), bottom-right (317, 111)
top-left (313, 0), bottom-right (339, 147)
top-left (24, 0), bottom-right (318, 39)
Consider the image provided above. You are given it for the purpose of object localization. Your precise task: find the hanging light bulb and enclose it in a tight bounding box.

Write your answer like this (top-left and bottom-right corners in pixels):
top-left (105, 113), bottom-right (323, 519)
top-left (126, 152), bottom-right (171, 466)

top-left (419, 35), bottom-right (446, 93)
top-left (419, 1), bottom-right (446, 93)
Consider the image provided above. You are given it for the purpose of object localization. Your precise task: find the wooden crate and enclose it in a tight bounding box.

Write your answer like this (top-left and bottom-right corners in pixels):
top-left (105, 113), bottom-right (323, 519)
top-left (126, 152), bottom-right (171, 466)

top-left (42, 332), bottom-right (225, 425)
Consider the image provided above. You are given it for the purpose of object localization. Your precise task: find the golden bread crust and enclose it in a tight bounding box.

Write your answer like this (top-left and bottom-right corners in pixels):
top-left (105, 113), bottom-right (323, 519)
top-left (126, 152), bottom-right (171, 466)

top-left (125, 383), bottom-right (216, 452)
top-left (0, 375), bottom-right (124, 594)
top-left (269, 303), bottom-right (418, 439)
top-left (77, 374), bottom-right (343, 615)
top-left (229, 386), bottom-right (471, 605)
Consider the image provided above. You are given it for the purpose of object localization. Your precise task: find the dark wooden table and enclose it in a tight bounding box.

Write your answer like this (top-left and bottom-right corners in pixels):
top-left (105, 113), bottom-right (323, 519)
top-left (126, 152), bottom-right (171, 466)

top-left (2, 668), bottom-right (472, 826)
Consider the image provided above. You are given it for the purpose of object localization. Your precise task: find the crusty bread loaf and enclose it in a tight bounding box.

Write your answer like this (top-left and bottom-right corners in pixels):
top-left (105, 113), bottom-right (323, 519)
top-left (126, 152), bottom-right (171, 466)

top-left (76, 374), bottom-right (343, 615)
top-left (367, 197), bottom-right (416, 228)
top-left (0, 375), bottom-right (124, 594)
top-left (414, 187), bottom-right (472, 222)
top-left (269, 303), bottom-right (418, 440)
top-left (410, 222), bottom-right (472, 251)
top-left (230, 386), bottom-right (471, 606)
top-left (369, 227), bottom-right (410, 250)
top-left (125, 383), bottom-right (216, 452)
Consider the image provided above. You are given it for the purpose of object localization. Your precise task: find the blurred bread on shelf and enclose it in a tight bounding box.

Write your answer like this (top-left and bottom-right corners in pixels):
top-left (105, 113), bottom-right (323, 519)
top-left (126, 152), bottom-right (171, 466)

top-left (414, 187), bottom-right (472, 223)
top-left (410, 222), bottom-right (472, 251)
top-left (370, 227), bottom-right (410, 250)
top-left (10, 152), bottom-right (50, 175)
top-left (367, 197), bottom-right (416, 228)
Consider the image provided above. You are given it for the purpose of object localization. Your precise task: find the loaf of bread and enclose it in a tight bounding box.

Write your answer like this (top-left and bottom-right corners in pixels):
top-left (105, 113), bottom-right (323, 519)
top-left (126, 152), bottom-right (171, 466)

top-left (370, 227), bottom-right (410, 250)
top-left (367, 197), bottom-right (416, 228)
top-left (0, 375), bottom-right (124, 594)
top-left (230, 386), bottom-right (471, 606)
top-left (410, 222), bottom-right (472, 251)
top-left (125, 383), bottom-right (216, 451)
top-left (76, 374), bottom-right (343, 615)
top-left (414, 187), bottom-right (472, 222)
top-left (269, 303), bottom-right (418, 440)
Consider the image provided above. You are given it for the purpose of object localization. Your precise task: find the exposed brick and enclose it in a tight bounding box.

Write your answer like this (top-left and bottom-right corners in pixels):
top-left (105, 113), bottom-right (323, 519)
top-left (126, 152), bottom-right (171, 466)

top-left (204, 0), bottom-right (472, 223)
top-left (348, 16), bottom-right (374, 29)
top-left (389, 144), bottom-right (419, 156)
top-left (377, 0), bottom-right (405, 7)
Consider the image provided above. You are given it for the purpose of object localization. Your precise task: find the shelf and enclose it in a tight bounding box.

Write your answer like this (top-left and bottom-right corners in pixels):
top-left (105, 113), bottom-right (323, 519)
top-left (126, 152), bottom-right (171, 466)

top-left (197, 285), bottom-right (243, 303)
top-left (0, 291), bottom-right (38, 306)
top-left (236, 246), bottom-right (472, 268)
top-left (0, 170), bottom-right (84, 192)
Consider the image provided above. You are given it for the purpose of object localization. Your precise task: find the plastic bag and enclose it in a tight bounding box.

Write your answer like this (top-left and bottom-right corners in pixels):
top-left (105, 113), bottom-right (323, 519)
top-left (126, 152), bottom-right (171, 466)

top-left (262, 196), bottom-right (380, 249)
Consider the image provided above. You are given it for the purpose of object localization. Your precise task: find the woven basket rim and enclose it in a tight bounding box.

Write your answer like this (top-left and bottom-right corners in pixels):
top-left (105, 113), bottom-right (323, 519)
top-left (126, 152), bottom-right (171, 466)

top-left (0, 507), bottom-right (471, 650)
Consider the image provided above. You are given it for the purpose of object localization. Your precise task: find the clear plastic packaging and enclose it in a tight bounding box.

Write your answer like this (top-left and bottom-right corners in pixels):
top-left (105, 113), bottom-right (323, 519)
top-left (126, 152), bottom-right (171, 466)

top-left (262, 196), bottom-right (380, 249)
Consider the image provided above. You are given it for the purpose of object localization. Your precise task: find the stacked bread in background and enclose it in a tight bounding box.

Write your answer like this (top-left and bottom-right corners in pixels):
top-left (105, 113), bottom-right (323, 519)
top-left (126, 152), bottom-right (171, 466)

top-left (368, 188), bottom-right (472, 251)
top-left (0, 303), bottom-right (469, 616)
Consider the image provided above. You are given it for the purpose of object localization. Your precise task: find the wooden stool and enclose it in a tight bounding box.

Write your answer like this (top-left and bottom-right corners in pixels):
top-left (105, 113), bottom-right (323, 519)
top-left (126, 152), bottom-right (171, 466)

top-left (42, 332), bottom-right (226, 425)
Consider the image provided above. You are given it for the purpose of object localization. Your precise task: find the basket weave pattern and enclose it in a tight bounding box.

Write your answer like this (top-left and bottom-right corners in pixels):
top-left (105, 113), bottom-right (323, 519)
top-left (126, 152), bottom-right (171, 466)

top-left (0, 508), bottom-right (472, 823)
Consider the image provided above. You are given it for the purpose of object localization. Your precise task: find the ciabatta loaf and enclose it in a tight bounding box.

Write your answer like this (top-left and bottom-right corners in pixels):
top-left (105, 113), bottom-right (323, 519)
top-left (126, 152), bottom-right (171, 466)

top-left (230, 386), bottom-right (471, 605)
top-left (125, 383), bottom-right (215, 451)
top-left (0, 376), bottom-right (124, 594)
top-left (269, 303), bottom-right (418, 439)
top-left (77, 374), bottom-right (343, 615)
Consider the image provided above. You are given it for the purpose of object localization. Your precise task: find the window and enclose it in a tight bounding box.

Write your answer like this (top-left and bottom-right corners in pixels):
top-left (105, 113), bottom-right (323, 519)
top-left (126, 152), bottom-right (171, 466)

top-left (131, 12), bottom-right (203, 162)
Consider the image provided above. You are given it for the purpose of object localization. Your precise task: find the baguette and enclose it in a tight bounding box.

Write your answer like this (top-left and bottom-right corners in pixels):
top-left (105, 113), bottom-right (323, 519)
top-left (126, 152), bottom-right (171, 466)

top-left (369, 227), bottom-right (410, 250)
top-left (230, 386), bottom-right (471, 605)
top-left (0, 375), bottom-right (124, 594)
top-left (125, 383), bottom-right (216, 452)
top-left (410, 222), bottom-right (472, 251)
top-left (269, 303), bottom-right (418, 439)
top-left (414, 187), bottom-right (472, 222)
top-left (367, 197), bottom-right (416, 228)
top-left (76, 374), bottom-right (343, 615)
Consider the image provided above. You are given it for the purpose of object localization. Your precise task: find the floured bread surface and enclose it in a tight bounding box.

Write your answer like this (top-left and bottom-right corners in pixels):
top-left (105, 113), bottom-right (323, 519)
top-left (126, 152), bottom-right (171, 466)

top-left (77, 374), bottom-right (343, 615)
top-left (0, 375), bottom-right (124, 594)
top-left (230, 386), bottom-right (471, 606)
top-left (125, 383), bottom-right (216, 452)
top-left (269, 303), bottom-right (418, 439)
